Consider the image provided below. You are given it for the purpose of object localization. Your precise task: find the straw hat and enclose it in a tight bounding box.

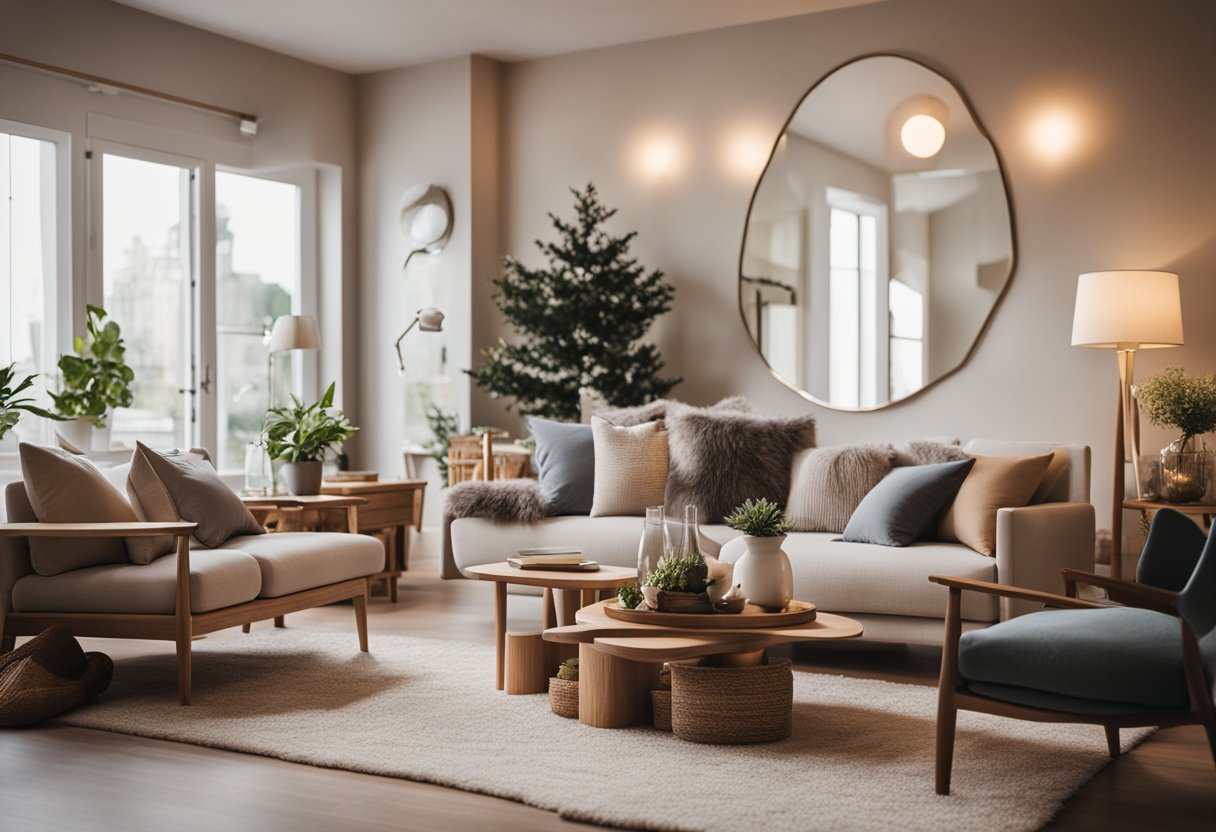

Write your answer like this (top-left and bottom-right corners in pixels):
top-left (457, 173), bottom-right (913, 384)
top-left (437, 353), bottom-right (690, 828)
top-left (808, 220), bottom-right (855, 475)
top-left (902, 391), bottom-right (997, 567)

top-left (0, 626), bottom-right (113, 727)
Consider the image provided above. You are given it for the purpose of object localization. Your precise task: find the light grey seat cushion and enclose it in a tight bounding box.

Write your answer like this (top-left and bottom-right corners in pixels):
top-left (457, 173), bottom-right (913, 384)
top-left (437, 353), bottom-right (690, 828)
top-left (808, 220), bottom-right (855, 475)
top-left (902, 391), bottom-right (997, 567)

top-left (528, 417), bottom-right (594, 516)
top-left (12, 549), bottom-right (262, 614)
top-left (719, 533), bottom-right (999, 621)
top-left (218, 532), bottom-right (384, 598)
top-left (959, 607), bottom-right (1188, 710)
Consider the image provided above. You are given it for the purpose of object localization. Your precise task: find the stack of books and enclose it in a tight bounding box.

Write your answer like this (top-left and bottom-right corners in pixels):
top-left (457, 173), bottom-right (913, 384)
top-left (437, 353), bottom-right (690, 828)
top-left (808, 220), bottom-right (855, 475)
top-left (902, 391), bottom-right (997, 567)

top-left (507, 547), bottom-right (599, 571)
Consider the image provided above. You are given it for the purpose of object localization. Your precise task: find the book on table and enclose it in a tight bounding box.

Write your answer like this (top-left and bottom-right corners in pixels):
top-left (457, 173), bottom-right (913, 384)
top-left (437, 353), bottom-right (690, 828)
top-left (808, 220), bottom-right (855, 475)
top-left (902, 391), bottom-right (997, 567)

top-left (507, 559), bottom-right (600, 572)
top-left (507, 548), bottom-right (597, 570)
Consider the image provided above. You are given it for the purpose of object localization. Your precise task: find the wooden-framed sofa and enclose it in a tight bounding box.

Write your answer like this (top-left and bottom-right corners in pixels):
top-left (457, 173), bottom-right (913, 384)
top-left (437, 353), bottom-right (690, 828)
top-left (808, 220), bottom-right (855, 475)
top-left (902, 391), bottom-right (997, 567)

top-left (0, 483), bottom-right (382, 705)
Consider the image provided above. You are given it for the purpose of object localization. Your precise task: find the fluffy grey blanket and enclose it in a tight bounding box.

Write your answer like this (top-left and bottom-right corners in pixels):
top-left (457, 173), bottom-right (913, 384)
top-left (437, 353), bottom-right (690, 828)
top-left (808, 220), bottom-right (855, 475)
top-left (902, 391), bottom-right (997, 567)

top-left (444, 478), bottom-right (545, 524)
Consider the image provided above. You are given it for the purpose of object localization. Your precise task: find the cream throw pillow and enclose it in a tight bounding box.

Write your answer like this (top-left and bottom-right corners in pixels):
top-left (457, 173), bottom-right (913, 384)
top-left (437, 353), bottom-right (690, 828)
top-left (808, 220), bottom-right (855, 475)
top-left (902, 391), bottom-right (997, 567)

top-left (589, 417), bottom-right (669, 517)
top-left (938, 452), bottom-right (1054, 556)
top-left (787, 445), bottom-right (893, 533)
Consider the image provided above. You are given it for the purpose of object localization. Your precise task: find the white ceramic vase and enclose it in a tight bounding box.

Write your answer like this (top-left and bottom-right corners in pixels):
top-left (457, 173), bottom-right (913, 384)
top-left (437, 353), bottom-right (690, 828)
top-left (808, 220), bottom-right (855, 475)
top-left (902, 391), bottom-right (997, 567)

top-left (733, 534), bottom-right (793, 612)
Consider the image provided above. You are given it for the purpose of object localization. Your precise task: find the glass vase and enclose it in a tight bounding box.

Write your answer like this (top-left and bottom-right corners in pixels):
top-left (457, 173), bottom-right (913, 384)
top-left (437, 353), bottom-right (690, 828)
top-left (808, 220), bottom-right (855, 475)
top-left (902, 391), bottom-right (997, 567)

top-left (676, 505), bottom-right (704, 561)
top-left (637, 505), bottom-right (672, 585)
top-left (1159, 440), bottom-right (1212, 504)
top-left (243, 440), bottom-right (273, 495)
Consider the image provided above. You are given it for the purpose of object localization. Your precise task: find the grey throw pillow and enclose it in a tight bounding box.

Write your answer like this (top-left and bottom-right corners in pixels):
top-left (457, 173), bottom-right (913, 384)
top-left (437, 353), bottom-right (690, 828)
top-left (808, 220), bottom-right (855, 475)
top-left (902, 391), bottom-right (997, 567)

top-left (129, 442), bottom-right (263, 548)
top-left (528, 417), bottom-right (594, 516)
top-left (787, 445), bottom-right (894, 533)
top-left (664, 407), bottom-right (815, 523)
top-left (841, 458), bottom-right (975, 547)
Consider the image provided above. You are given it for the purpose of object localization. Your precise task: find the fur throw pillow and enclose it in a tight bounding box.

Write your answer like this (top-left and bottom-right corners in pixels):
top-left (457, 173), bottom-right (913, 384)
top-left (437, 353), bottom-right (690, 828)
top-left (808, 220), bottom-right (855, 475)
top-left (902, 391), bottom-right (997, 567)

top-left (599, 396), bottom-right (751, 427)
top-left (445, 479), bottom-right (545, 524)
top-left (892, 439), bottom-right (969, 467)
top-left (664, 407), bottom-right (816, 523)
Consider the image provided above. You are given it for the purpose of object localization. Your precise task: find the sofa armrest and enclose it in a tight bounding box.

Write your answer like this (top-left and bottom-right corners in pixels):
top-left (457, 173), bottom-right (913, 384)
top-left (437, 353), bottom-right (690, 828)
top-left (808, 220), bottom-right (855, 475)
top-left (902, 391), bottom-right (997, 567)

top-left (994, 502), bottom-right (1095, 619)
top-left (0, 522), bottom-right (198, 537)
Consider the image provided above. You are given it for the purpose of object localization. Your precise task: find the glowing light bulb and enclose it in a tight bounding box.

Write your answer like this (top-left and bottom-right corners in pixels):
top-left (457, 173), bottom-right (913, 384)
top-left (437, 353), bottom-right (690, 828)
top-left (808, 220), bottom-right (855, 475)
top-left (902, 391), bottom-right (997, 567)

top-left (1028, 109), bottom-right (1081, 164)
top-left (900, 114), bottom-right (946, 158)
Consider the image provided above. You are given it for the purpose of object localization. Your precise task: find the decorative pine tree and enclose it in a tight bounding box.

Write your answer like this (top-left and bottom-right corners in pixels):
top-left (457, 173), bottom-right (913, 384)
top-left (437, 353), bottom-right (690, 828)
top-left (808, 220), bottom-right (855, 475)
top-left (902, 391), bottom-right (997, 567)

top-left (471, 184), bottom-right (680, 421)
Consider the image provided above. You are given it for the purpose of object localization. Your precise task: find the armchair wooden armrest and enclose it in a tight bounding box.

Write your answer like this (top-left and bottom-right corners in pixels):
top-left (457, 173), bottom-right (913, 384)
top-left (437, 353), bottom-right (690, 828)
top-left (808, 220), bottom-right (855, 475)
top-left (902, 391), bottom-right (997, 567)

top-left (929, 575), bottom-right (1105, 610)
top-left (0, 522), bottom-right (198, 538)
top-left (1059, 568), bottom-right (1179, 615)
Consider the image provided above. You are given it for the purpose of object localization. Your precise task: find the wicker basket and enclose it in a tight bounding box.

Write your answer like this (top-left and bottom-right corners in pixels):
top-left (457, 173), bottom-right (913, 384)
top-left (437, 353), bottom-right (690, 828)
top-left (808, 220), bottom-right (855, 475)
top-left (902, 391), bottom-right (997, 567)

top-left (651, 689), bottom-right (672, 731)
top-left (549, 677), bottom-right (579, 719)
top-left (670, 658), bottom-right (793, 744)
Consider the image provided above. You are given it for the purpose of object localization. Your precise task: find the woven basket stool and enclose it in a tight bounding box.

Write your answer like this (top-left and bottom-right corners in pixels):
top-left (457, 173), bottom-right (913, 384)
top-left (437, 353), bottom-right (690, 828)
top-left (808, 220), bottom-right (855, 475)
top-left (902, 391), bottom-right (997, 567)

top-left (651, 689), bottom-right (672, 731)
top-left (671, 657), bottom-right (792, 744)
top-left (549, 677), bottom-right (579, 718)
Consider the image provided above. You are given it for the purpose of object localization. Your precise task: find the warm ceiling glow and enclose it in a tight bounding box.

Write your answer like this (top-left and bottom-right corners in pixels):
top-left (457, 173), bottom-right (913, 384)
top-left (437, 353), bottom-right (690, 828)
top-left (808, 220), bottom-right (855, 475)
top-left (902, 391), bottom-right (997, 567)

top-left (900, 114), bottom-right (946, 158)
top-left (1028, 109), bottom-right (1082, 164)
top-left (721, 129), bottom-right (772, 182)
top-left (633, 131), bottom-right (685, 182)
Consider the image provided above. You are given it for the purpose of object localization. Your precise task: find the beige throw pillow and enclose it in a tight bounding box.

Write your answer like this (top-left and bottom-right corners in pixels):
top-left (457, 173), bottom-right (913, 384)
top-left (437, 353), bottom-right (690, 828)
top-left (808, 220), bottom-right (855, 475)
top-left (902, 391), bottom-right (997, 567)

top-left (938, 453), bottom-right (1054, 556)
top-left (589, 417), bottom-right (669, 517)
top-left (787, 445), bottom-right (894, 533)
top-left (1029, 448), bottom-right (1069, 504)
top-left (18, 443), bottom-right (137, 576)
top-left (125, 446), bottom-right (182, 563)
top-left (129, 442), bottom-right (263, 548)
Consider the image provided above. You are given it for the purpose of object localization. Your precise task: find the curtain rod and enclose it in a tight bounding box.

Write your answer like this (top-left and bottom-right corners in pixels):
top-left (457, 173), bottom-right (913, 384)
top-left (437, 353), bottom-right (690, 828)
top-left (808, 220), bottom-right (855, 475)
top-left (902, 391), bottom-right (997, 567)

top-left (0, 51), bottom-right (258, 135)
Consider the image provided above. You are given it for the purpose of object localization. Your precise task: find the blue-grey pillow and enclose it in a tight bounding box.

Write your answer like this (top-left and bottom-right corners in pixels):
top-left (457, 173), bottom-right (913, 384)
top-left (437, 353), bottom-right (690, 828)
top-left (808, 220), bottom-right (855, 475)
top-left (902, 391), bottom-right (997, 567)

top-left (841, 458), bottom-right (975, 547)
top-left (528, 417), bottom-right (594, 516)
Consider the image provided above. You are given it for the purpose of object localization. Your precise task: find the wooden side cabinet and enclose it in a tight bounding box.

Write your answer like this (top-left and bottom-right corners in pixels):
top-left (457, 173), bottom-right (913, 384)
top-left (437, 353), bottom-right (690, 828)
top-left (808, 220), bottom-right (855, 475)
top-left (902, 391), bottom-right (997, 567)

top-left (320, 480), bottom-right (426, 602)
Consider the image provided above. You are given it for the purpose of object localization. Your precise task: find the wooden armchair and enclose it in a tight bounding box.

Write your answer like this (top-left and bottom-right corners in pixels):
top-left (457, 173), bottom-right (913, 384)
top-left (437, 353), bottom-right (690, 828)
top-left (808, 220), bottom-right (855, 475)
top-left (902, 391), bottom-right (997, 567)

top-left (930, 518), bottom-right (1216, 795)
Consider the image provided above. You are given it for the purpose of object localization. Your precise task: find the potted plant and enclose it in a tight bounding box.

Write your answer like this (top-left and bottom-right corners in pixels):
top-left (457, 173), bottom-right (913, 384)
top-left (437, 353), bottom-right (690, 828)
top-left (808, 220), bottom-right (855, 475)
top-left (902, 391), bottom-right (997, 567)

top-left (724, 498), bottom-right (794, 612)
top-left (1136, 366), bottom-right (1216, 503)
top-left (643, 551), bottom-right (714, 613)
top-left (262, 381), bottom-right (358, 495)
top-left (50, 305), bottom-right (135, 451)
top-left (549, 657), bottom-right (579, 719)
top-left (0, 364), bottom-right (66, 448)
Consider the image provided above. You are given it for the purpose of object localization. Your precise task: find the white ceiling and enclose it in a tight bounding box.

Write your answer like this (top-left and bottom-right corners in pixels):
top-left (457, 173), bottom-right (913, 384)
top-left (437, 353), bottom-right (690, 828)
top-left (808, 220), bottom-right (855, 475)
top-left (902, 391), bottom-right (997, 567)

top-left (110, 0), bottom-right (885, 74)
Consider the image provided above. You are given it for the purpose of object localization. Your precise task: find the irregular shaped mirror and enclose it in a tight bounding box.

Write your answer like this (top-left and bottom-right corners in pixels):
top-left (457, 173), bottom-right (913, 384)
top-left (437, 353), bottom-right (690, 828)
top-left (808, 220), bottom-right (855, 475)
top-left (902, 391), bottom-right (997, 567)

top-left (740, 56), bottom-right (1015, 410)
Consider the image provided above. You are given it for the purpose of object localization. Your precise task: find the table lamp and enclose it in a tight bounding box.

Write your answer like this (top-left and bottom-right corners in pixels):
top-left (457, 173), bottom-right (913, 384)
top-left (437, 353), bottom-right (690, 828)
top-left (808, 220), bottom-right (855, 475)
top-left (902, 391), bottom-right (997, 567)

top-left (268, 314), bottom-right (321, 409)
top-left (394, 307), bottom-right (445, 374)
top-left (1071, 270), bottom-right (1183, 578)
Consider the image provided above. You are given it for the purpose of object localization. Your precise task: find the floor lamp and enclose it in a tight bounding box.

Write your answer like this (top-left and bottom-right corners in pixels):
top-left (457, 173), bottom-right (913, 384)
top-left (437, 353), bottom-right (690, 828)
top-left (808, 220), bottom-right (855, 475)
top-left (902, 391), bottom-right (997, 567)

top-left (1071, 270), bottom-right (1183, 579)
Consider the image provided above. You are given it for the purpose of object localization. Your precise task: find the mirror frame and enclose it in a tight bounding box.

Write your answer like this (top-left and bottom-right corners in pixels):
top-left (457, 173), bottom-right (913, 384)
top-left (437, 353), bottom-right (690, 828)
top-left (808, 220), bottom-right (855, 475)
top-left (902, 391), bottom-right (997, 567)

top-left (737, 53), bottom-right (1018, 412)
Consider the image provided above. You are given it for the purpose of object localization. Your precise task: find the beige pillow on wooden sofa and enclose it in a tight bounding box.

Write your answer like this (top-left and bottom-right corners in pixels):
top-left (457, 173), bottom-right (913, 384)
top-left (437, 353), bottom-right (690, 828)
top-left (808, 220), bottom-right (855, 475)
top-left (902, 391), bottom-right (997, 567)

top-left (589, 417), bottom-right (669, 517)
top-left (18, 443), bottom-right (137, 576)
top-left (787, 445), bottom-right (894, 533)
top-left (938, 452), bottom-right (1054, 556)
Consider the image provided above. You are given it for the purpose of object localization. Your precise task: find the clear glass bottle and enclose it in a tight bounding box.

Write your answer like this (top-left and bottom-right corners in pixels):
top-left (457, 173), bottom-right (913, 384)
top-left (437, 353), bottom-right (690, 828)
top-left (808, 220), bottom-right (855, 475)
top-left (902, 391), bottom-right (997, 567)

top-left (677, 504), bottom-right (704, 561)
top-left (243, 439), bottom-right (272, 495)
top-left (637, 505), bottom-right (672, 584)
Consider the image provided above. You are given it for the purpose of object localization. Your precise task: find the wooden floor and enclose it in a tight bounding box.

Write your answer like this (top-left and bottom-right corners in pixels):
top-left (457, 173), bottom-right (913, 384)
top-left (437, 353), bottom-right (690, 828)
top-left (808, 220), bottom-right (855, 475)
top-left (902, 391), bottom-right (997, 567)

top-left (1, 556), bottom-right (1212, 831)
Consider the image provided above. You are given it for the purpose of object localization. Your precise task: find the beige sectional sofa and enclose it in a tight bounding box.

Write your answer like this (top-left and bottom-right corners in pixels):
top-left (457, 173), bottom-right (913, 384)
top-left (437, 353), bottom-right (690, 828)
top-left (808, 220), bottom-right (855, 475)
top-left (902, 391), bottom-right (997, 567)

top-left (449, 439), bottom-right (1095, 645)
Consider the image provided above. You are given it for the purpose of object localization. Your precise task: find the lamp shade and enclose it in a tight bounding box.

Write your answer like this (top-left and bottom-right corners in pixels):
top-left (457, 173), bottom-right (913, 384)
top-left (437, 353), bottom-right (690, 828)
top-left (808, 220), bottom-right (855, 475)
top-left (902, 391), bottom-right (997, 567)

top-left (417, 307), bottom-right (445, 332)
top-left (268, 315), bottom-right (321, 352)
top-left (1070, 270), bottom-right (1183, 349)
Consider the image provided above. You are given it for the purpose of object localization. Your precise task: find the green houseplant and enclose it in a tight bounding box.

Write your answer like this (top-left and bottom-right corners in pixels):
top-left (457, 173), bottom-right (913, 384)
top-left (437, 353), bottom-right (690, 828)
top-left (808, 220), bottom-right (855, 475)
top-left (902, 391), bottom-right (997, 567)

top-left (262, 381), bottom-right (358, 495)
top-left (725, 498), bottom-right (794, 613)
top-left (0, 364), bottom-right (65, 444)
top-left (1136, 366), bottom-right (1216, 503)
top-left (50, 305), bottom-right (135, 450)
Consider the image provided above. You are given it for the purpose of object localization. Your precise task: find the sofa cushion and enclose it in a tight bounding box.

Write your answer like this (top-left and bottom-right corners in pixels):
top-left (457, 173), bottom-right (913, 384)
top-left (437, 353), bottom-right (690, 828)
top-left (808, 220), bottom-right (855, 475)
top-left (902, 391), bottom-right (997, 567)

top-left (217, 532), bottom-right (385, 598)
top-left (719, 533), bottom-right (999, 621)
top-left (938, 453), bottom-right (1053, 556)
top-left (18, 443), bottom-right (137, 576)
top-left (528, 417), bottom-right (594, 516)
top-left (959, 607), bottom-right (1188, 710)
top-left (130, 442), bottom-right (263, 548)
top-left (664, 407), bottom-right (816, 523)
top-left (787, 445), bottom-right (893, 533)
top-left (589, 417), bottom-right (669, 517)
top-left (12, 548), bottom-right (261, 614)
top-left (891, 439), bottom-right (967, 467)
top-left (842, 459), bottom-right (974, 547)
top-left (598, 396), bottom-right (750, 427)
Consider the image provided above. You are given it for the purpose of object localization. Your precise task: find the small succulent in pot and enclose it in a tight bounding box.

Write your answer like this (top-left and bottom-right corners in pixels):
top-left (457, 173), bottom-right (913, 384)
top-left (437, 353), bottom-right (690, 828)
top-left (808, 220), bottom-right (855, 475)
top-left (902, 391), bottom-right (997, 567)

top-left (644, 552), bottom-right (710, 594)
top-left (724, 498), bottom-right (792, 537)
top-left (617, 582), bottom-right (643, 610)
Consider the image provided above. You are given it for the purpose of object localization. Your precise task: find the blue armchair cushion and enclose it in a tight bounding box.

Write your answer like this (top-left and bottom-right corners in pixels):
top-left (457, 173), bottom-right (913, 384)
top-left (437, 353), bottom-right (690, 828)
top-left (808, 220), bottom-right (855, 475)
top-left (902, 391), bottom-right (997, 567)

top-left (958, 607), bottom-right (1188, 711)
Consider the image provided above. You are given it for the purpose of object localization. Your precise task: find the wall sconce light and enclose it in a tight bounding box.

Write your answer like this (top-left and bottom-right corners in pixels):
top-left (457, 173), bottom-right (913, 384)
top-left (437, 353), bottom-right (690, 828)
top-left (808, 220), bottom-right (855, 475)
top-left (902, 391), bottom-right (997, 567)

top-left (894, 95), bottom-right (949, 159)
top-left (399, 184), bottom-right (452, 268)
top-left (394, 307), bottom-right (445, 375)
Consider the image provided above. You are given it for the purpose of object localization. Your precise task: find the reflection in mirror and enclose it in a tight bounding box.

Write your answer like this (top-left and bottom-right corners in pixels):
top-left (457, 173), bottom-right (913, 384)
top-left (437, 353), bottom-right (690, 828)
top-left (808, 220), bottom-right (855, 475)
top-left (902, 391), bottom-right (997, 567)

top-left (740, 56), bottom-right (1014, 410)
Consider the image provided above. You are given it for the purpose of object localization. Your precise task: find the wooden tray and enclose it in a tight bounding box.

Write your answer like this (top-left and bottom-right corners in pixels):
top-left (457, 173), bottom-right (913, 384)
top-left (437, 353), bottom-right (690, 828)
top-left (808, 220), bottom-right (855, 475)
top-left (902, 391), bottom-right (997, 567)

top-left (604, 600), bottom-right (816, 629)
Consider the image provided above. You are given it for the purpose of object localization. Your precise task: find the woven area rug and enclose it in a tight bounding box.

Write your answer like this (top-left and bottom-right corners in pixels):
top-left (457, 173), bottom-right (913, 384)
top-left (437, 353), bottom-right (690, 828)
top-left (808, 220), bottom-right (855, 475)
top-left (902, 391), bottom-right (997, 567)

top-left (58, 631), bottom-right (1151, 831)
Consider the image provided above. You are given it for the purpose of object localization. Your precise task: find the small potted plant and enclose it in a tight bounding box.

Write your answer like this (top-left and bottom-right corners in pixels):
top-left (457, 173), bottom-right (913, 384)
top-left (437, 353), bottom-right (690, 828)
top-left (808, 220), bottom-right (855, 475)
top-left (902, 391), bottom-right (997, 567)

top-left (617, 582), bottom-right (643, 609)
top-left (262, 381), bottom-right (358, 495)
top-left (50, 305), bottom-right (135, 451)
top-left (1136, 366), bottom-right (1216, 503)
top-left (549, 657), bottom-right (579, 718)
top-left (725, 498), bottom-right (794, 612)
top-left (643, 551), bottom-right (714, 613)
top-left (0, 364), bottom-right (66, 448)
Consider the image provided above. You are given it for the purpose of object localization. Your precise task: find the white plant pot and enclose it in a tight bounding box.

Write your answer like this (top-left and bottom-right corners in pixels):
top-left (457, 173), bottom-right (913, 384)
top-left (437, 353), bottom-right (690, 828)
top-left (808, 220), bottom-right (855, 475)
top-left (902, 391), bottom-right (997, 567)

top-left (91, 412), bottom-right (114, 451)
top-left (733, 534), bottom-right (793, 612)
top-left (55, 417), bottom-right (96, 453)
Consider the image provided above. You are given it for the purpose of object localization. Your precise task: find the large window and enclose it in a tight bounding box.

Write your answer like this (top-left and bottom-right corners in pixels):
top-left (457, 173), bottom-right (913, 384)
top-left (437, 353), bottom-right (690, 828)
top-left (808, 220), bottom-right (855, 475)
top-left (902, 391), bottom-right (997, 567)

top-left (0, 121), bottom-right (65, 449)
top-left (828, 205), bottom-right (879, 409)
top-left (889, 279), bottom-right (925, 400)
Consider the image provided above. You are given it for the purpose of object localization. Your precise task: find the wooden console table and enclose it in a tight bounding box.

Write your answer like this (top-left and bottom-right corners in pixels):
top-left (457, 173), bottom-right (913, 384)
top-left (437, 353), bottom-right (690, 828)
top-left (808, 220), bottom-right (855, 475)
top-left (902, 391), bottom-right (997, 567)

top-left (320, 479), bottom-right (426, 602)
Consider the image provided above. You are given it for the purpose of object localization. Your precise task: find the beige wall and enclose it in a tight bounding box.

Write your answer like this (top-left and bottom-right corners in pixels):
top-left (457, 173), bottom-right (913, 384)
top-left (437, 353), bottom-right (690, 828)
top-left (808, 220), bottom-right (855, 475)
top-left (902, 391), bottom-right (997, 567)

top-left (493, 0), bottom-right (1216, 537)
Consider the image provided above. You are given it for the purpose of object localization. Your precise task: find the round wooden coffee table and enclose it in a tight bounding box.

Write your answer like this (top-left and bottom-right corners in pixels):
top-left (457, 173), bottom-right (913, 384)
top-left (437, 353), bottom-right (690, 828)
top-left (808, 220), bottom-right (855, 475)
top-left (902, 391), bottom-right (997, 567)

top-left (465, 562), bottom-right (637, 692)
top-left (544, 599), bottom-right (863, 728)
